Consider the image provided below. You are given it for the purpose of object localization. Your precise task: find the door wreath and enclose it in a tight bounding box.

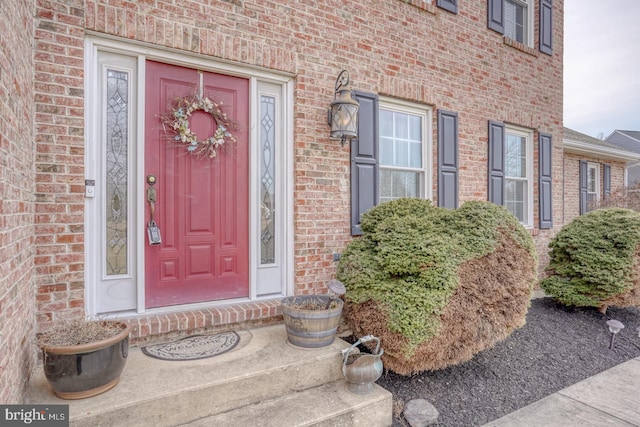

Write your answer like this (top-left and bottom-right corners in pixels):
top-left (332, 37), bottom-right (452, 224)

top-left (161, 95), bottom-right (237, 159)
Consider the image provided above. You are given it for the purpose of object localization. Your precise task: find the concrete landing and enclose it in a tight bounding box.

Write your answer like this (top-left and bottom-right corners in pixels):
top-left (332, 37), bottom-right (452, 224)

top-left (181, 380), bottom-right (391, 427)
top-left (27, 324), bottom-right (392, 426)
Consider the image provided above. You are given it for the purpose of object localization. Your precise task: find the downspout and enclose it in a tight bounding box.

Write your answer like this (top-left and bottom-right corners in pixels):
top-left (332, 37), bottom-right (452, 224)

top-left (562, 155), bottom-right (565, 225)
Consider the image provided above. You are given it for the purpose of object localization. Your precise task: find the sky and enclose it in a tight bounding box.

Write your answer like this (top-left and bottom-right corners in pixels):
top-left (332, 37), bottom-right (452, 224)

top-left (563, 0), bottom-right (640, 139)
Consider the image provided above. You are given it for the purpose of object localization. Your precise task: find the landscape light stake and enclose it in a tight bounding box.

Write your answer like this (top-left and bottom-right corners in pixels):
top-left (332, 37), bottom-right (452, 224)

top-left (325, 279), bottom-right (346, 309)
top-left (606, 319), bottom-right (624, 350)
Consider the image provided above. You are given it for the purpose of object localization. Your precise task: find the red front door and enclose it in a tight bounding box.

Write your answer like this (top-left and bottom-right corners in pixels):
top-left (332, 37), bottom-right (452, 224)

top-left (144, 60), bottom-right (249, 308)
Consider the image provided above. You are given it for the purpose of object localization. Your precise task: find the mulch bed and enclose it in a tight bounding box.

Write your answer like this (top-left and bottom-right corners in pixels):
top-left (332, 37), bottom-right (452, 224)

top-left (372, 297), bottom-right (640, 426)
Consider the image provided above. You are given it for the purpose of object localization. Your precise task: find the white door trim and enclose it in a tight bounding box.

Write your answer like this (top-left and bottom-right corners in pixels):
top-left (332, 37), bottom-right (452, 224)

top-left (84, 35), bottom-right (294, 316)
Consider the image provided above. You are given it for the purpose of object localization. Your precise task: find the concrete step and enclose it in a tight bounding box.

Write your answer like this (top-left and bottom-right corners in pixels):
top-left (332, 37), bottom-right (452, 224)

top-left (27, 324), bottom-right (392, 426)
top-left (180, 380), bottom-right (392, 427)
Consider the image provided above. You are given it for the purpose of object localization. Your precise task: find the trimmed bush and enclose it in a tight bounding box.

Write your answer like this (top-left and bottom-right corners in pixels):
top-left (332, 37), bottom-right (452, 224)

top-left (337, 199), bottom-right (537, 375)
top-left (541, 208), bottom-right (640, 312)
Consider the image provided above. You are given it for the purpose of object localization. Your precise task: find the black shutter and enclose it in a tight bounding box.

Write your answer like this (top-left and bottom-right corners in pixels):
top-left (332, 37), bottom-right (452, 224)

top-left (539, 0), bottom-right (553, 55)
top-left (438, 110), bottom-right (459, 208)
top-left (488, 120), bottom-right (505, 205)
top-left (351, 90), bottom-right (379, 236)
top-left (437, 0), bottom-right (458, 14)
top-left (488, 0), bottom-right (504, 34)
top-left (579, 160), bottom-right (588, 215)
top-left (538, 132), bottom-right (553, 229)
top-left (604, 164), bottom-right (611, 197)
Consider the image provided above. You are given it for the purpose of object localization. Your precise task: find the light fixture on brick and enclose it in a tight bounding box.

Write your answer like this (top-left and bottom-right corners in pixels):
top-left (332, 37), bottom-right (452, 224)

top-left (328, 70), bottom-right (359, 146)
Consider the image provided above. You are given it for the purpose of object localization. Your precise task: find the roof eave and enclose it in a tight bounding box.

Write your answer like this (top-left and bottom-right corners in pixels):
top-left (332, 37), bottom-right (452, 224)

top-left (563, 139), bottom-right (640, 163)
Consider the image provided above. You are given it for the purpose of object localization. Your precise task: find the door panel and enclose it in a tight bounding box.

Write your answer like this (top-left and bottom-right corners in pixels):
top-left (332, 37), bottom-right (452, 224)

top-left (144, 60), bottom-right (249, 308)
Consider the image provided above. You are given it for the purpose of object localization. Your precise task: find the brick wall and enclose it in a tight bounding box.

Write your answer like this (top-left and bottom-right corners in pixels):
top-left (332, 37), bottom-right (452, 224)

top-left (563, 153), bottom-right (581, 223)
top-left (32, 1), bottom-right (563, 332)
top-left (0, 0), bottom-right (36, 404)
top-left (33, 1), bottom-right (87, 333)
top-left (612, 163), bottom-right (625, 193)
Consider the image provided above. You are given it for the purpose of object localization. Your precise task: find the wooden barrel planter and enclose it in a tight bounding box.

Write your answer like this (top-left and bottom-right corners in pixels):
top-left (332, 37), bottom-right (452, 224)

top-left (281, 295), bottom-right (344, 348)
top-left (39, 320), bottom-right (132, 399)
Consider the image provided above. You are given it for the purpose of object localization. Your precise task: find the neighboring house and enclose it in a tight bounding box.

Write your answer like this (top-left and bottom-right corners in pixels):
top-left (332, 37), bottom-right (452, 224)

top-left (563, 128), bottom-right (640, 224)
top-left (605, 130), bottom-right (640, 186)
top-left (1, 0), bottom-right (562, 403)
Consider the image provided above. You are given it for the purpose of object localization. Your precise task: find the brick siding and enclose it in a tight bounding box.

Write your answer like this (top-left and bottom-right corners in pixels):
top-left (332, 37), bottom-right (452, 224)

top-left (2, 0), bottom-right (633, 406)
top-left (31, 0), bottom-right (563, 326)
top-left (20, 0), bottom-right (566, 391)
top-left (0, 0), bottom-right (37, 404)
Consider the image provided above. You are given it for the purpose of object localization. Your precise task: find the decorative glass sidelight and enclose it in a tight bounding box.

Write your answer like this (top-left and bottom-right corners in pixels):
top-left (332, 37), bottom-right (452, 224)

top-left (105, 69), bottom-right (129, 275)
top-left (260, 95), bottom-right (276, 264)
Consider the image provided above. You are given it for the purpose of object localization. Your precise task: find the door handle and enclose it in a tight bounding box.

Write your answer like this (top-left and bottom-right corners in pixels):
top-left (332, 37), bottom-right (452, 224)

top-left (146, 174), bottom-right (161, 245)
top-left (147, 175), bottom-right (157, 219)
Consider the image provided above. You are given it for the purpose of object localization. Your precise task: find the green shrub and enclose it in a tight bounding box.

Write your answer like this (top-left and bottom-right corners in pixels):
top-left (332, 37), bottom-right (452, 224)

top-left (337, 198), bottom-right (537, 375)
top-left (541, 208), bottom-right (640, 311)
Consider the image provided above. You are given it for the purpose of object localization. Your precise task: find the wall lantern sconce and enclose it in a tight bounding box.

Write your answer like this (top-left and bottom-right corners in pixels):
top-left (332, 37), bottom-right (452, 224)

top-left (328, 70), bottom-right (359, 146)
top-left (606, 319), bottom-right (624, 350)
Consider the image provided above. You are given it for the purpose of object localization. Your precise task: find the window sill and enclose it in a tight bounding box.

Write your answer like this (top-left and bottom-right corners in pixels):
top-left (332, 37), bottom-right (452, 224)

top-left (502, 36), bottom-right (540, 58)
top-left (399, 0), bottom-right (437, 14)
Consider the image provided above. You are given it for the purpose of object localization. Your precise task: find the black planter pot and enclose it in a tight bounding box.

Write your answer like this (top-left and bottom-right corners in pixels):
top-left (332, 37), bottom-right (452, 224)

top-left (41, 322), bottom-right (132, 399)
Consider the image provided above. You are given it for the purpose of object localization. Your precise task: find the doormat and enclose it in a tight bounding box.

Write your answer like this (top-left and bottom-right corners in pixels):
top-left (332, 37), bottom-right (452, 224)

top-left (141, 331), bottom-right (240, 361)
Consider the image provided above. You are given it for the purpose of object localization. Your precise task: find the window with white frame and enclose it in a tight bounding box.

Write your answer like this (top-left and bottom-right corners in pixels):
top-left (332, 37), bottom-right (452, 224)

top-left (379, 100), bottom-right (430, 204)
top-left (587, 162), bottom-right (600, 211)
top-left (504, 0), bottom-right (532, 46)
top-left (504, 126), bottom-right (533, 226)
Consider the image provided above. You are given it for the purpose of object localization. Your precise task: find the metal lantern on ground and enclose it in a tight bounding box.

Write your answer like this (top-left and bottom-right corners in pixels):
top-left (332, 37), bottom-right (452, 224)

top-left (606, 319), bottom-right (624, 349)
top-left (328, 70), bottom-right (359, 146)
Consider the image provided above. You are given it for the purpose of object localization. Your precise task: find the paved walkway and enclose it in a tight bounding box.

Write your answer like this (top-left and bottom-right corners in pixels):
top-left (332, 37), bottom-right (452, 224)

top-left (483, 356), bottom-right (640, 426)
